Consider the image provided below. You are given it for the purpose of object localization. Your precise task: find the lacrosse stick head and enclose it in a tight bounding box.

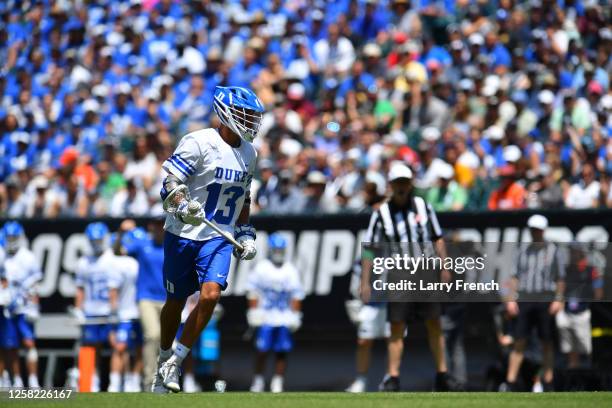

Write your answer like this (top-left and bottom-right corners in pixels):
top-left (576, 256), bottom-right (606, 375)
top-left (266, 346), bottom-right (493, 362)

top-left (162, 184), bottom-right (191, 213)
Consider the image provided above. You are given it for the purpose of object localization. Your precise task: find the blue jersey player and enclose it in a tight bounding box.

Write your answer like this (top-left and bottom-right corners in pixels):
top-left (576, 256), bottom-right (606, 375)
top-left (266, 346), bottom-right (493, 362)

top-left (155, 86), bottom-right (264, 393)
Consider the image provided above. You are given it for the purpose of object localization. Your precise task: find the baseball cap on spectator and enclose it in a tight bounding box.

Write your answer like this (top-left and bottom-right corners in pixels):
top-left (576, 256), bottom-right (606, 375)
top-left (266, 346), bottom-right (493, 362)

top-left (538, 90), bottom-right (555, 105)
top-left (287, 83), bottom-right (305, 100)
top-left (450, 40), bottom-right (464, 51)
top-left (498, 164), bottom-right (516, 177)
top-left (12, 131), bottom-right (30, 145)
top-left (422, 127), bottom-right (441, 142)
top-left (503, 145), bottom-right (522, 163)
top-left (92, 84), bottom-right (110, 99)
top-left (31, 175), bottom-right (49, 190)
top-left (116, 82), bottom-right (132, 95)
top-left (83, 99), bottom-right (100, 112)
top-left (468, 33), bottom-right (484, 46)
top-left (311, 9), bottom-right (324, 21)
top-left (437, 163), bottom-right (455, 180)
top-left (258, 159), bottom-right (274, 171)
top-left (363, 43), bottom-right (382, 58)
top-left (527, 214), bottom-right (548, 230)
top-left (59, 147), bottom-right (79, 166)
top-left (511, 91), bottom-right (528, 105)
top-left (388, 163), bottom-right (413, 182)
top-left (307, 171), bottom-right (327, 185)
top-left (458, 79), bottom-right (474, 92)
top-left (383, 130), bottom-right (407, 145)
top-left (484, 126), bottom-right (504, 141)
top-left (587, 80), bottom-right (603, 95)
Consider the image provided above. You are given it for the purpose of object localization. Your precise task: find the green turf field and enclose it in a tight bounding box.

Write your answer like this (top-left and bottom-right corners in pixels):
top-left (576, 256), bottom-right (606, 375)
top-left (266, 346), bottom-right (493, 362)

top-left (5, 392), bottom-right (612, 408)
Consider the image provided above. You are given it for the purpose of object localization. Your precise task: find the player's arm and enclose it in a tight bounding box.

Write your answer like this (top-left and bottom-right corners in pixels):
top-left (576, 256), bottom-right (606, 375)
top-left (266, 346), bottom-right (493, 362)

top-left (160, 135), bottom-right (205, 226)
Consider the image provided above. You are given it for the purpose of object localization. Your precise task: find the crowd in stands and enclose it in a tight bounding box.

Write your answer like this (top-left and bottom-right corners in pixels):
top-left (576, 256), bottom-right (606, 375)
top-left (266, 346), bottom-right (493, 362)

top-left (0, 0), bottom-right (611, 217)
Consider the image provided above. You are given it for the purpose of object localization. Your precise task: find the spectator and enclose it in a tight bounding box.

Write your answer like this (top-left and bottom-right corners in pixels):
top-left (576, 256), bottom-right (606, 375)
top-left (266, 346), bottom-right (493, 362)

top-left (565, 163), bottom-right (600, 209)
top-left (488, 165), bottom-right (526, 210)
top-left (110, 178), bottom-right (150, 217)
top-left (426, 163), bottom-right (468, 212)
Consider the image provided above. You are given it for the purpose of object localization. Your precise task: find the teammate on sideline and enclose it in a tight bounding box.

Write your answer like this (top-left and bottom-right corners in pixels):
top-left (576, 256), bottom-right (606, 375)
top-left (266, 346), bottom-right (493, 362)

top-left (73, 222), bottom-right (115, 392)
top-left (0, 222), bottom-right (42, 388)
top-left (247, 234), bottom-right (304, 393)
top-left (108, 234), bottom-right (142, 392)
top-left (155, 86), bottom-right (263, 393)
top-left (119, 205), bottom-right (166, 392)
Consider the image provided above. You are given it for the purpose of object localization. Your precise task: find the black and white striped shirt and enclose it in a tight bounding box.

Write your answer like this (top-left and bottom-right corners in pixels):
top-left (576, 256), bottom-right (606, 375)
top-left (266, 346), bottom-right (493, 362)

top-left (365, 196), bottom-right (443, 243)
top-left (514, 242), bottom-right (564, 293)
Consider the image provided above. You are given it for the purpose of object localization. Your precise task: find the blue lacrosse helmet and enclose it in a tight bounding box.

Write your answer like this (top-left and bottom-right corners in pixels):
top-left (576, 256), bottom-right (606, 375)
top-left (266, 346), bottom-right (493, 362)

top-left (2, 221), bottom-right (24, 254)
top-left (268, 233), bottom-right (287, 265)
top-left (85, 222), bottom-right (109, 255)
top-left (213, 86), bottom-right (264, 143)
top-left (121, 227), bottom-right (148, 252)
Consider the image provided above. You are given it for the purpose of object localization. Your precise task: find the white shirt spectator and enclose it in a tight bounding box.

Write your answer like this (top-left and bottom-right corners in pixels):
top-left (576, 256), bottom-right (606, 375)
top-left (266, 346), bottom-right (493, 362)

top-left (110, 188), bottom-right (150, 217)
top-left (314, 36), bottom-right (355, 73)
top-left (565, 181), bottom-right (600, 209)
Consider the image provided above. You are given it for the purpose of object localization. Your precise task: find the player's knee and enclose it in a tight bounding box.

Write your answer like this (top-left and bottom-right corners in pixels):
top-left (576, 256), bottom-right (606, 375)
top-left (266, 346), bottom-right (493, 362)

top-left (513, 338), bottom-right (527, 352)
top-left (357, 338), bottom-right (373, 347)
top-left (26, 347), bottom-right (38, 363)
top-left (200, 285), bottom-right (221, 304)
top-left (114, 342), bottom-right (127, 353)
top-left (389, 322), bottom-right (405, 339)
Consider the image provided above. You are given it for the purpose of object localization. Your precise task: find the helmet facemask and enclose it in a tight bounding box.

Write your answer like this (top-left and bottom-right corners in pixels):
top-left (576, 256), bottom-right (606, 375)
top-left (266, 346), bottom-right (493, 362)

top-left (5, 235), bottom-right (21, 255)
top-left (269, 247), bottom-right (286, 266)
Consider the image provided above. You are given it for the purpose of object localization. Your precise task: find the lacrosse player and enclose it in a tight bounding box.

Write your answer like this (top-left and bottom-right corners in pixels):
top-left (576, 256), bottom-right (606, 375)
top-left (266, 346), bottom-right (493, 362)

top-left (73, 222), bottom-right (116, 392)
top-left (247, 234), bottom-right (304, 393)
top-left (155, 86), bottom-right (263, 393)
top-left (0, 222), bottom-right (42, 389)
top-left (108, 234), bottom-right (142, 392)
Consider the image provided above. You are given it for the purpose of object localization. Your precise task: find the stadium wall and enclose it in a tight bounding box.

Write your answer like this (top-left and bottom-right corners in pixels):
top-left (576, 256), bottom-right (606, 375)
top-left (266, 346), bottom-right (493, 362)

top-left (3, 209), bottom-right (612, 340)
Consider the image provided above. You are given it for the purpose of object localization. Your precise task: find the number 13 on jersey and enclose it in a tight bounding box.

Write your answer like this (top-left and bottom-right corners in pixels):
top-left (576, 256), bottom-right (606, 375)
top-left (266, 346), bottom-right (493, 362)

top-left (204, 182), bottom-right (245, 225)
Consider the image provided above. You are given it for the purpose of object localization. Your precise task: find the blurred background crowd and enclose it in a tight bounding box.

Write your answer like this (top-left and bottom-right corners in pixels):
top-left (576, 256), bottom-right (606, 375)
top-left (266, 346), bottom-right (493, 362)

top-left (0, 0), bottom-right (611, 218)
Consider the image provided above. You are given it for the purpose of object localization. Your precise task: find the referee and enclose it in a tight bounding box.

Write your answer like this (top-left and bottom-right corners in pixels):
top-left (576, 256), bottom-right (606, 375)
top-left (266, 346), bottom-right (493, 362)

top-left (360, 162), bottom-right (459, 392)
top-left (500, 214), bottom-right (565, 392)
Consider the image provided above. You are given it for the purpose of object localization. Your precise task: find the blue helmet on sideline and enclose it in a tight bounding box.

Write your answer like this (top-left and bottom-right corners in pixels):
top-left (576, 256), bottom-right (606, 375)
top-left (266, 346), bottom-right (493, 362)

top-left (268, 233), bottom-right (287, 265)
top-left (2, 221), bottom-right (24, 254)
top-left (213, 86), bottom-right (264, 143)
top-left (85, 222), bottom-right (109, 255)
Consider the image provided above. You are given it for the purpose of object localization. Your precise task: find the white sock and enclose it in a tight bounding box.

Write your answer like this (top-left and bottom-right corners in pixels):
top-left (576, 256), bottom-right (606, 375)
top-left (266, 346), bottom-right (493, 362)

top-left (92, 372), bottom-right (100, 392)
top-left (355, 375), bottom-right (366, 383)
top-left (169, 342), bottom-right (190, 365)
top-left (109, 372), bottom-right (121, 388)
top-left (13, 375), bottom-right (24, 388)
top-left (28, 374), bottom-right (40, 388)
top-left (159, 348), bottom-right (172, 362)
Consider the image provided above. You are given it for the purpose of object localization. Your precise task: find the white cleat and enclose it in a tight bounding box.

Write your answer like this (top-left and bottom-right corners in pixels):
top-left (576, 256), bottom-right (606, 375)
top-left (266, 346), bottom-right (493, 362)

top-left (250, 375), bottom-right (265, 393)
top-left (151, 372), bottom-right (168, 394)
top-left (160, 360), bottom-right (181, 393)
top-left (183, 374), bottom-right (200, 393)
top-left (270, 375), bottom-right (284, 393)
top-left (345, 378), bottom-right (366, 393)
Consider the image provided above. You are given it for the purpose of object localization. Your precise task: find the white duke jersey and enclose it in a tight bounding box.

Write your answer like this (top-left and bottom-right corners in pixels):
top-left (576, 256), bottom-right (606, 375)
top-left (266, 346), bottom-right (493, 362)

top-left (247, 259), bottom-right (304, 327)
top-left (75, 250), bottom-right (116, 317)
top-left (4, 247), bottom-right (43, 314)
top-left (162, 128), bottom-right (257, 241)
top-left (108, 255), bottom-right (140, 321)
